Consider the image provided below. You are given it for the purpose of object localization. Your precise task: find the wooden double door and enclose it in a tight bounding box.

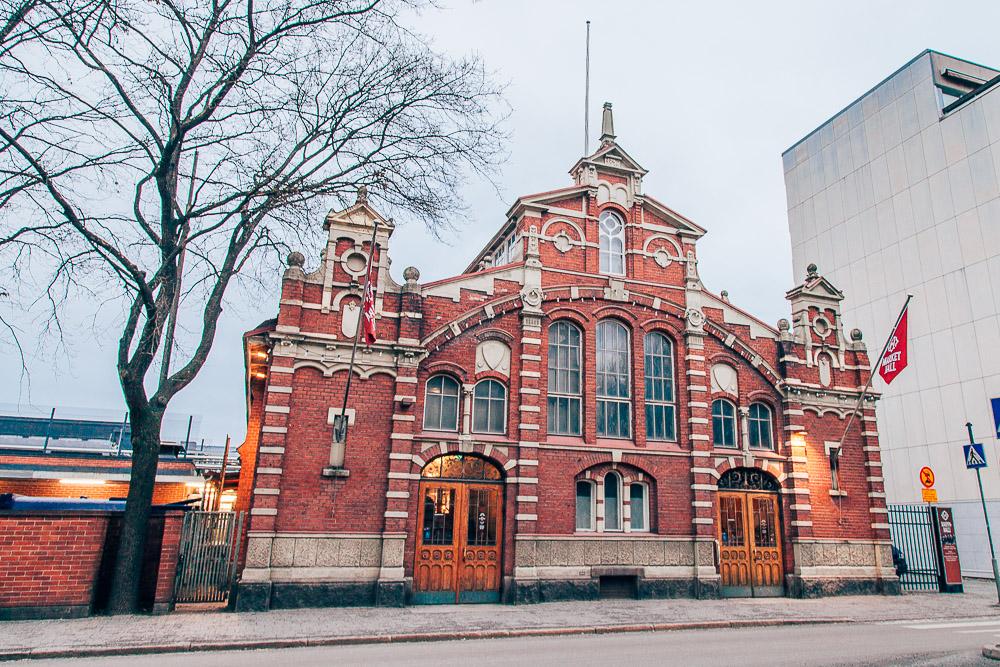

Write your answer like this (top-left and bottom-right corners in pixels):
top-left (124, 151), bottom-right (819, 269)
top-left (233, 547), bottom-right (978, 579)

top-left (718, 491), bottom-right (784, 597)
top-left (413, 481), bottom-right (503, 603)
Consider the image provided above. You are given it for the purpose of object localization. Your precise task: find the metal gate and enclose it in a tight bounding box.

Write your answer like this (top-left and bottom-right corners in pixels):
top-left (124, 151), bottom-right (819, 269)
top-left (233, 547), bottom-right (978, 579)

top-left (887, 504), bottom-right (940, 592)
top-left (174, 511), bottom-right (244, 604)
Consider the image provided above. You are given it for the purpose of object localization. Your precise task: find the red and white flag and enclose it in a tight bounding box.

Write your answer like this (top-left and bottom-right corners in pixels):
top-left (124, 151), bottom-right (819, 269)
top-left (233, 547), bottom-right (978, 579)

top-left (878, 305), bottom-right (908, 384)
top-left (361, 261), bottom-right (377, 345)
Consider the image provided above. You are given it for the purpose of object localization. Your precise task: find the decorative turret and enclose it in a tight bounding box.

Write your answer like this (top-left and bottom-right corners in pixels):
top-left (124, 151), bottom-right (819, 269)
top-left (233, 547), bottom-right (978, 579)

top-left (599, 102), bottom-right (616, 144)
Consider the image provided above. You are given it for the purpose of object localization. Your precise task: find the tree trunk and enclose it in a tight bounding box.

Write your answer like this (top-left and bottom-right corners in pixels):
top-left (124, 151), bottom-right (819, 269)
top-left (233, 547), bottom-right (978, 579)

top-left (107, 403), bottom-right (163, 614)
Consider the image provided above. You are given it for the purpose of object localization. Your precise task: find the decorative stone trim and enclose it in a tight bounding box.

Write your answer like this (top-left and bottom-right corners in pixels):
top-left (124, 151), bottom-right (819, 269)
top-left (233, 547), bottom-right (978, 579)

top-left (508, 476), bottom-right (538, 484)
top-left (384, 511), bottom-right (408, 519)
top-left (268, 386), bottom-right (294, 394)
top-left (388, 472), bottom-right (421, 480)
top-left (520, 371), bottom-right (541, 378)
top-left (691, 483), bottom-right (718, 491)
top-left (262, 426), bottom-right (288, 434)
top-left (390, 433), bottom-right (414, 440)
top-left (516, 513), bottom-right (538, 521)
top-left (386, 490), bottom-right (410, 499)
top-left (692, 518), bottom-right (714, 525)
top-left (250, 508), bottom-right (278, 516)
top-left (517, 495), bottom-right (539, 502)
top-left (259, 447), bottom-right (285, 454)
top-left (520, 388), bottom-right (541, 395)
top-left (254, 488), bottom-right (280, 495)
top-left (265, 405), bottom-right (291, 413)
top-left (791, 520), bottom-right (813, 527)
top-left (391, 414), bottom-right (415, 421)
top-left (257, 468), bottom-right (283, 475)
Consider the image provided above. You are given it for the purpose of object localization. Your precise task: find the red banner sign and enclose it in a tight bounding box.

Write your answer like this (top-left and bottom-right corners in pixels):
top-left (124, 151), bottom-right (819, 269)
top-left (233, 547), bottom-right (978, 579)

top-left (879, 306), bottom-right (908, 385)
top-left (935, 506), bottom-right (963, 591)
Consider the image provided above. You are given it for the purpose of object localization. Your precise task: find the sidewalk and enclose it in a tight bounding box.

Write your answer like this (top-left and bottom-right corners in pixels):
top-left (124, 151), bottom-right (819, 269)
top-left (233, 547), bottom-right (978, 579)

top-left (2, 579), bottom-right (998, 661)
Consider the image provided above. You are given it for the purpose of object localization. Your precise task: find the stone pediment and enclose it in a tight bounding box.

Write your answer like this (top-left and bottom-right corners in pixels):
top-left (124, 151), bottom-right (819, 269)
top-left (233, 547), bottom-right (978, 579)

top-left (323, 193), bottom-right (394, 236)
top-left (785, 270), bottom-right (844, 304)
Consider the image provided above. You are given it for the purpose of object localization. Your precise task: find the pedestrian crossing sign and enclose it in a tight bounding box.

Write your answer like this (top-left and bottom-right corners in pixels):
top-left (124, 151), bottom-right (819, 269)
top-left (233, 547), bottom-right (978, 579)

top-left (964, 442), bottom-right (987, 469)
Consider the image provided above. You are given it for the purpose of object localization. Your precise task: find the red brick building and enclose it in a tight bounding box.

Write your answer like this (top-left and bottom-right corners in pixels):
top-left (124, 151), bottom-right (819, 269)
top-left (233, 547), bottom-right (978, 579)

top-left (236, 105), bottom-right (898, 610)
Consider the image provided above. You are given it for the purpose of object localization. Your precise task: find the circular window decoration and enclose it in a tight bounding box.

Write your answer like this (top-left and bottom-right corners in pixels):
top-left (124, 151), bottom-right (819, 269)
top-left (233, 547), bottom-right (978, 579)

top-left (343, 251), bottom-right (368, 275)
top-left (813, 317), bottom-right (831, 338)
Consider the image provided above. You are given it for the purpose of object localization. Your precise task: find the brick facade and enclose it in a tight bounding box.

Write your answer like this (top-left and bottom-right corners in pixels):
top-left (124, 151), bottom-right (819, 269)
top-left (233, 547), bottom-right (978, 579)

top-left (236, 106), bottom-right (898, 610)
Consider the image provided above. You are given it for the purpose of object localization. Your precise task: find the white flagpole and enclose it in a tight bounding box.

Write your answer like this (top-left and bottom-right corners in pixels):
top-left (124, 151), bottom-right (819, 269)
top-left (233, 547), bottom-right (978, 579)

top-left (832, 293), bottom-right (913, 462)
top-left (335, 218), bottom-right (380, 446)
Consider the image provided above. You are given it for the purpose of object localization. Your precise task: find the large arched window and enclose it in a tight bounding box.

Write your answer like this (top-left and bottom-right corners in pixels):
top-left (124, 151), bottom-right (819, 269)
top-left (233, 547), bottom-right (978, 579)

top-left (712, 399), bottom-right (738, 448)
top-left (644, 332), bottom-right (676, 441)
top-left (604, 472), bottom-right (622, 531)
top-left (547, 321), bottom-right (582, 436)
top-left (472, 379), bottom-right (507, 434)
top-left (575, 480), bottom-right (596, 531)
top-left (423, 375), bottom-right (460, 431)
top-left (596, 320), bottom-right (631, 439)
top-left (598, 210), bottom-right (625, 275)
top-left (748, 402), bottom-right (774, 450)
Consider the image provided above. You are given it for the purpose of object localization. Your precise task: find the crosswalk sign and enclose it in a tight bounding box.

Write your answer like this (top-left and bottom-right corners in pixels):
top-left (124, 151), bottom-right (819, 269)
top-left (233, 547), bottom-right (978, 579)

top-left (965, 443), bottom-right (987, 469)
top-left (992, 398), bottom-right (1000, 438)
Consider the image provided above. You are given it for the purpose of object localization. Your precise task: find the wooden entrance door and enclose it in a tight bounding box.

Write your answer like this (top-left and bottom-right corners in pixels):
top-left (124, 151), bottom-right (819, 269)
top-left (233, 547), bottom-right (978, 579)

top-left (413, 481), bottom-right (503, 603)
top-left (718, 491), bottom-right (783, 597)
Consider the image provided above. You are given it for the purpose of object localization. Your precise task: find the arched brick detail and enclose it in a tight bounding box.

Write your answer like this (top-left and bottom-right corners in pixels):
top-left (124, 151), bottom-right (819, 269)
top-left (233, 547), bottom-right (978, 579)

top-left (409, 443), bottom-right (514, 475)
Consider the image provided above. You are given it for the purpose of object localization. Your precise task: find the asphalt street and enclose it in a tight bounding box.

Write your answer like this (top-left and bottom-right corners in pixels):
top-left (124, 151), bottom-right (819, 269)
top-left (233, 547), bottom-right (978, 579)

top-left (18, 617), bottom-right (1000, 667)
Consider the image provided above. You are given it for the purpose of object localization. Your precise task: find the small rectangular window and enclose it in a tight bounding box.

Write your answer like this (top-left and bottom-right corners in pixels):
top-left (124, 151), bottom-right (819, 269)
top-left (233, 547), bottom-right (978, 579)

top-left (575, 481), bottom-right (594, 531)
top-left (332, 416), bottom-right (348, 443)
top-left (829, 446), bottom-right (841, 492)
top-left (629, 484), bottom-right (648, 532)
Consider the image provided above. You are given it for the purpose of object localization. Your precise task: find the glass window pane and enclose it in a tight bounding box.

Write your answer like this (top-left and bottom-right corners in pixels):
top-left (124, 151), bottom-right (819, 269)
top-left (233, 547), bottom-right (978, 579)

top-left (630, 484), bottom-right (646, 531)
top-left (605, 474), bottom-right (621, 530)
top-left (576, 481), bottom-right (593, 530)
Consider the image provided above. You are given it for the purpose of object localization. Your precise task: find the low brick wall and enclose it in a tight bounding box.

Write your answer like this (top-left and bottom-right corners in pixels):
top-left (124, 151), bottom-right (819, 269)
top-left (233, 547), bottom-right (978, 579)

top-left (0, 512), bottom-right (111, 620)
top-left (0, 504), bottom-right (188, 619)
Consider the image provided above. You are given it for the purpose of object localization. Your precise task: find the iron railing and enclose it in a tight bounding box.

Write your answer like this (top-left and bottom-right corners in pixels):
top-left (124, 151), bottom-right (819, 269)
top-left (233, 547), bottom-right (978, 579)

top-left (174, 511), bottom-right (244, 604)
top-left (887, 503), bottom-right (940, 592)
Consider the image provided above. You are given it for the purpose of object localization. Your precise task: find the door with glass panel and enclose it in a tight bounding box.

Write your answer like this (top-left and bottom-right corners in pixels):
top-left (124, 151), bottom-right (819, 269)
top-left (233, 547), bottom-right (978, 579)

top-left (718, 491), bottom-right (784, 597)
top-left (413, 454), bottom-right (503, 604)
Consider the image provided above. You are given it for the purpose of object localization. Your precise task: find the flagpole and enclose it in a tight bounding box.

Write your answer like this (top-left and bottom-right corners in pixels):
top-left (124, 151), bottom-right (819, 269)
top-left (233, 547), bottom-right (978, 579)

top-left (335, 218), bottom-right (380, 446)
top-left (832, 293), bottom-right (914, 459)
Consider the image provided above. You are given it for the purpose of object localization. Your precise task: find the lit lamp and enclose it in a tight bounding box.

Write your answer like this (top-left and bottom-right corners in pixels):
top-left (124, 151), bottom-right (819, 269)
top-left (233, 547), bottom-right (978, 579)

top-left (789, 430), bottom-right (808, 453)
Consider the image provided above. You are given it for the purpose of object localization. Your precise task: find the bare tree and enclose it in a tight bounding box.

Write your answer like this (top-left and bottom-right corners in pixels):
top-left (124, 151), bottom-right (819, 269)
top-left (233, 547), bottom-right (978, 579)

top-left (0, 0), bottom-right (505, 613)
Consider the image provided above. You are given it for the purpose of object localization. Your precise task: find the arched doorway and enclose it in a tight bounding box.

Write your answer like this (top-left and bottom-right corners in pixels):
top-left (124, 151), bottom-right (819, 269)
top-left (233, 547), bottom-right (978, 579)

top-left (412, 454), bottom-right (504, 604)
top-left (717, 467), bottom-right (784, 597)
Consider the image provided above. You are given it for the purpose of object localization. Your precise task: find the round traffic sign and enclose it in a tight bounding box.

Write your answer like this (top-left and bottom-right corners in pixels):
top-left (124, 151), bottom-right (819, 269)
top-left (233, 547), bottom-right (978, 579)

top-left (919, 466), bottom-right (935, 488)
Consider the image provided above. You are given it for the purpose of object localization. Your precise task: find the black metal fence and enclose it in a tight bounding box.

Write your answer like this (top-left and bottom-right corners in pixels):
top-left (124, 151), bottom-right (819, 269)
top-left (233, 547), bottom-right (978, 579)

top-left (887, 503), bottom-right (940, 592)
top-left (173, 511), bottom-right (244, 604)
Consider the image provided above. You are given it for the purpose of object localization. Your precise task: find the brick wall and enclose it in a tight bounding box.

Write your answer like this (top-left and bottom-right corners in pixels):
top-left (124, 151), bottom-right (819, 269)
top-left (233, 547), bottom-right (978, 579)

top-left (0, 479), bottom-right (192, 505)
top-left (0, 512), bottom-right (110, 619)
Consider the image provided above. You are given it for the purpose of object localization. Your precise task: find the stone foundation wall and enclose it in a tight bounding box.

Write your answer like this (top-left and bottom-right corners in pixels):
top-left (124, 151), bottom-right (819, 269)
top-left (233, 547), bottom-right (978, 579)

top-left (788, 539), bottom-right (900, 597)
top-left (511, 536), bottom-right (719, 602)
top-left (237, 533), bottom-right (406, 610)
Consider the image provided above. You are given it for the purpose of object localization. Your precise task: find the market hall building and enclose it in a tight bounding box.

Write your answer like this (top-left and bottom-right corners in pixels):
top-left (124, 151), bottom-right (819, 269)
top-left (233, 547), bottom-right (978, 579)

top-left (234, 105), bottom-right (899, 610)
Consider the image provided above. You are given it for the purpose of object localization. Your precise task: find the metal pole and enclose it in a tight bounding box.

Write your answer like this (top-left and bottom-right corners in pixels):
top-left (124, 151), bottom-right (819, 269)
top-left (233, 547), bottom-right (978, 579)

top-left (183, 415), bottom-right (193, 453)
top-left (968, 421), bottom-right (1000, 603)
top-left (42, 407), bottom-right (55, 452)
top-left (584, 20), bottom-right (591, 155)
top-left (217, 434), bottom-right (231, 512)
top-left (335, 219), bottom-right (380, 446)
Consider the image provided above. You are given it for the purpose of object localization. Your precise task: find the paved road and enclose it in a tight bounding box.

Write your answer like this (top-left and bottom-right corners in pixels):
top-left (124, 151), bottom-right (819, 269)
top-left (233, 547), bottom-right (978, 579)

top-left (21, 618), bottom-right (1000, 666)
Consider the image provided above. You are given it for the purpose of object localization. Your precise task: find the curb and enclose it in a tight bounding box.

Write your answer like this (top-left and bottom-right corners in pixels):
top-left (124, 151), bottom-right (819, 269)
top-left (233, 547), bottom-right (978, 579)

top-left (984, 644), bottom-right (1000, 661)
top-left (0, 617), bottom-right (851, 661)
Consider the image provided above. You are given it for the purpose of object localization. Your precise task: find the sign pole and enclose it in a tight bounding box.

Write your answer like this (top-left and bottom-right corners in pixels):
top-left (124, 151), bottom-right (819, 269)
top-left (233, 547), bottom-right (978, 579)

top-left (968, 421), bottom-right (1000, 604)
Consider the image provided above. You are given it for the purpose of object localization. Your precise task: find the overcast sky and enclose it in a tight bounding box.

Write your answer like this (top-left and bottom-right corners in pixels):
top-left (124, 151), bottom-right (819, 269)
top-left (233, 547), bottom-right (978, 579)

top-left (3, 0), bottom-right (1000, 446)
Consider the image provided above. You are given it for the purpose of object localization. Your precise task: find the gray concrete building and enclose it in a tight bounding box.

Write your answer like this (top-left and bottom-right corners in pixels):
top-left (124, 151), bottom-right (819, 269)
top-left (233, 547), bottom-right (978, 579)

top-left (783, 50), bottom-right (1000, 576)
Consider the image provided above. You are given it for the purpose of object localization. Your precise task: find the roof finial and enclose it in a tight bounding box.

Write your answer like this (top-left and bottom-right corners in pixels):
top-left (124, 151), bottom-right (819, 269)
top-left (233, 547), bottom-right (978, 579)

top-left (356, 185), bottom-right (368, 204)
top-left (600, 102), bottom-right (615, 144)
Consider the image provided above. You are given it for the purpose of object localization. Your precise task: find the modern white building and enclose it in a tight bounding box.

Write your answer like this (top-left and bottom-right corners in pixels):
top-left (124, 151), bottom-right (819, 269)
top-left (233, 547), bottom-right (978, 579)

top-left (783, 50), bottom-right (1000, 577)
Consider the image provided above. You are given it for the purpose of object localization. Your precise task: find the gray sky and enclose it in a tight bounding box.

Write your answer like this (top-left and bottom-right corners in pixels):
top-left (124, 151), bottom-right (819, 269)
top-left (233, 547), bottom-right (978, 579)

top-left (3, 0), bottom-right (1000, 445)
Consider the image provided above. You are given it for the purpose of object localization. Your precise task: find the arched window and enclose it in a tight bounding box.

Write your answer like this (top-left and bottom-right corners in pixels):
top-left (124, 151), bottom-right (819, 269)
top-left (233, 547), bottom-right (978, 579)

top-left (575, 480), bottom-right (596, 531)
top-left (712, 399), bottom-right (738, 448)
top-left (748, 402), bottom-right (773, 450)
top-left (644, 332), bottom-right (676, 441)
top-left (598, 210), bottom-right (625, 275)
top-left (629, 483), bottom-right (649, 532)
top-left (604, 472), bottom-right (622, 531)
top-left (547, 321), bottom-right (582, 436)
top-left (472, 379), bottom-right (507, 434)
top-left (423, 375), bottom-right (460, 431)
top-left (596, 320), bottom-right (631, 439)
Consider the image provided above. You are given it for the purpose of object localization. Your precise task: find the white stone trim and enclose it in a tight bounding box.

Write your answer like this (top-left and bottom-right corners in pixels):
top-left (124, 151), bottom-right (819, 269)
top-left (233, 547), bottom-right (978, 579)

top-left (257, 467), bottom-right (283, 475)
top-left (516, 513), bottom-right (538, 521)
top-left (386, 490), bottom-right (410, 499)
top-left (388, 472), bottom-right (421, 480)
top-left (791, 520), bottom-right (813, 527)
top-left (520, 388), bottom-right (541, 395)
top-left (268, 386), bottom-right (293, 394)
top-left (259, 446), bottom-right (285, 455)
top-left (391, 414), bottom-right (415, 422)
top-left (688, 417), bottom-right (709, 425)
top-left (691, 484), bottom-right (718, 491)
top-left (871, 522), bottom-right (891, 530)
top-left (692, 500), bottom-right (713, 508)
top-left (522, 337), bottom-right (542, 345)
top-left (688, 385), bottom-right (708, 392)
top-left (508, 476), bottom-right (538, 484)
top-left (253, 488), bottom-right (280, 495)
top-left (519, 405), bottom-right (541, 412)
top-left (521, 354), bottom-right (542, 362)
top-left (520, 370), bottom-right (541, 378)
top-left (396, 376), bottom-right (419, 383)
top-left (384, 511), bottom-right (408, 519)
top-left (250, 508), bottom-right (278, 516)
top-left (261, 426), bottom-right (288, 434)
top-left (789, 503), bottom-right (811, 511)
top-left (390, 433), bottom-right (414, 440)
top-left (265, 405), bottom-right (290, 414)
top-left (692, 518), bottom-right (714, 525)
top-left (517, 495), bottom-right (538, 503)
